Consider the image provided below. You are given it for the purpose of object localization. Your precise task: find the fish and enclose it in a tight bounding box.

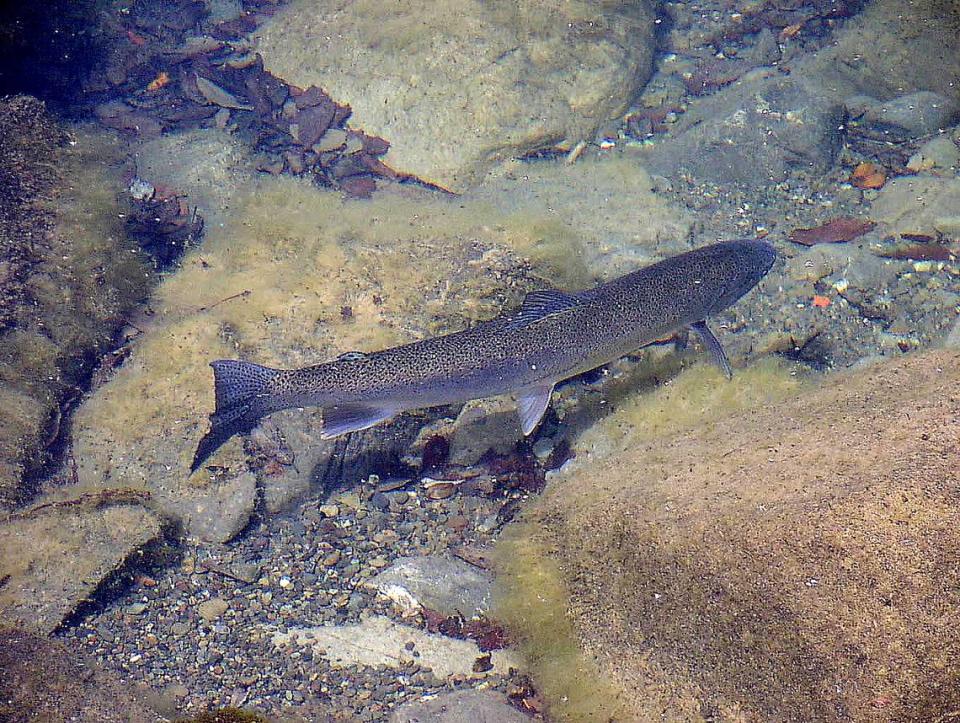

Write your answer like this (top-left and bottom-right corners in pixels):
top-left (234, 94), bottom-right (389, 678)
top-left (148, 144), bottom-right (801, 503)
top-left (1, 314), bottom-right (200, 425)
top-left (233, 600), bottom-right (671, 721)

top-left (191, 239), bottom-right (776, 471)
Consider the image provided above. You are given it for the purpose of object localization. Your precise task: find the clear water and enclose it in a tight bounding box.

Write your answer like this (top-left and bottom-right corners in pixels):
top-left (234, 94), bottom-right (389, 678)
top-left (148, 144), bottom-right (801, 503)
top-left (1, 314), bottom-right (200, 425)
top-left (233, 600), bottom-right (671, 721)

top-left (1, 0), bottom-right (958, 720)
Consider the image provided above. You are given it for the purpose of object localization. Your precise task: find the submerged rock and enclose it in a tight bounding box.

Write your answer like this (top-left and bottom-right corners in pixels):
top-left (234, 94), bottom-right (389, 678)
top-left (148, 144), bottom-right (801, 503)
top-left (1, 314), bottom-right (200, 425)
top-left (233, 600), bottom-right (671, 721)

top-left (389, 689), bottom-right (527, 723)
top-left (0, 628), bottom-right (163, 722)
top-left (255, 0), bottom-right (657, 191)
top-left (0, 501), bottom-right (162, 633)
top-left (366, 555), bottom-right (493, 618)
top-left (70, 173), bottom-right (580, 540)
top-left (642, 72), bottom-right (844, 187)
top-left (845, 91), bottom-right (960, 143)
top-left (870, 176), bottom-right (960, 239)
top-left (0, 99), bottom-right (151, 508)
top-left (272, 615), bottom-right (519, 679)
top-left (796, 0), bottom-right (960, 102)
top-left (70, 126), bottom-right (691, 541)
top-left (467, 155), bottom-right (694, 278)
top-left (496, 350), bottom-right (960, 721)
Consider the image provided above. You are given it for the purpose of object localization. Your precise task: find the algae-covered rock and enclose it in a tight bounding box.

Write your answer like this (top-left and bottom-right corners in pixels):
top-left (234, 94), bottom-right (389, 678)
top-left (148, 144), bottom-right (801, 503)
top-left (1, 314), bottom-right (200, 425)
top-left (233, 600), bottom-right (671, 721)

top-left (469, 155), bottom-right (694, 277)
top-left (0, 627), bottom-right (163, 723)
top-left (0, 501), bottom-right (162, 633)
top-left (0, 98), bottom-right (152, 508)
top-left (69, 175), bottom-right (581, 540)
top-left (70, 125), bottom-right (692, 541)
top-left (255, 0), bottom-right (656, 191)
top-left (496, 351), bottom-right (960, 721)
top-left (133, 128), bottom-right (253, 231)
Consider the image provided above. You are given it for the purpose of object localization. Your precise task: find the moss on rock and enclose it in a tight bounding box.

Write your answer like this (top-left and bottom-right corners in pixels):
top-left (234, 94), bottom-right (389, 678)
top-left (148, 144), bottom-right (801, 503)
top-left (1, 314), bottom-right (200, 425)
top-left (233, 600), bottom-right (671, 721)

top-left (71, 172), bottom-right (597, 539)
top-left (493, 351), bottom-right (960, 721)
top-left (0, 98), bottom-right (152, 508)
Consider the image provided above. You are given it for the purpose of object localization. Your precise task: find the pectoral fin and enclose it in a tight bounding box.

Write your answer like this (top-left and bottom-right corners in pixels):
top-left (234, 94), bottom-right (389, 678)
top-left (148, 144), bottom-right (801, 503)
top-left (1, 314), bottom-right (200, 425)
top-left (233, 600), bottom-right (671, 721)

top-left (689, 320), bottom-right (732, 379)
top-left (320, 403), bottom-right (396, 439)
top-left (516, 384), bottom-right (554, 436)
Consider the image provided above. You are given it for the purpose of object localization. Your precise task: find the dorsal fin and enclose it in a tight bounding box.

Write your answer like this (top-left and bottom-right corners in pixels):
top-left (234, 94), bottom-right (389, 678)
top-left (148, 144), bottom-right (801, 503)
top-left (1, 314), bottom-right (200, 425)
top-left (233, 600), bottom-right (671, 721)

top-left (506, 289), bottom-right (581, 330)
top-left (336, 351), bottom-right (369, 362)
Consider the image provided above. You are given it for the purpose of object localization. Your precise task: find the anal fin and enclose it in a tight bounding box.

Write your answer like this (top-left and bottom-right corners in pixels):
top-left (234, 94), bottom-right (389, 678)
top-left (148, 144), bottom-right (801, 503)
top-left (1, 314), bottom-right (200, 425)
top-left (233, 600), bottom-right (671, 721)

top-left (320, 403), bottom-right (396, 439)
top-left (689, 320), bottom-right (732, 379)
top-left (516, 384), bottom-right (554, 436)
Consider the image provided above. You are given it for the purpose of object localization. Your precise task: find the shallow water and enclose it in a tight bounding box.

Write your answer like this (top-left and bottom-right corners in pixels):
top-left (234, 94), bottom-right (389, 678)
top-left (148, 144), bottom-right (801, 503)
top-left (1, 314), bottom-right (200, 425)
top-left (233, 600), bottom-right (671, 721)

top-left (1, 0), bottom-right (959, 721)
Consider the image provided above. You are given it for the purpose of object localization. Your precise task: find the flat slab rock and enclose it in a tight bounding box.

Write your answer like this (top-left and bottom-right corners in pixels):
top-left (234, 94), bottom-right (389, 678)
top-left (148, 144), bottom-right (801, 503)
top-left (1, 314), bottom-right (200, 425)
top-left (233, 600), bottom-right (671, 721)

top-left (0, 502), bottom-right (162, 633)
top-left (366, 555), bottom-right (493, 617)
top-left (272, 615), bottom-right (519, 679)
top-left (389, 689), bottom-right (528, 723)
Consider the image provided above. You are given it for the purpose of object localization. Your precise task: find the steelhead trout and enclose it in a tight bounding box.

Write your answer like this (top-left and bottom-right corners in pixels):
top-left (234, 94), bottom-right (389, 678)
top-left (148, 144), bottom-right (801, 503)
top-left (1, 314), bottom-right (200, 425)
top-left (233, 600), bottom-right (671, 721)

top-left (191, 239), bottom-right (776, 471)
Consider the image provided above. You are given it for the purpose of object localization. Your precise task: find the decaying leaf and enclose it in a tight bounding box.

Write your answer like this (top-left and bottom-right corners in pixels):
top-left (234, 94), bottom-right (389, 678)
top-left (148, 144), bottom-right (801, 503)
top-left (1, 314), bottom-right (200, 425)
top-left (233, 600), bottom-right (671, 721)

top-left (789, 217), bottom-right (876, 246)
top-left (195, 74), bottom-right (253, 111)
top-left (879, 243), bottom-right (957, 261)
top-left (850, 161), bottom-right (886, 189)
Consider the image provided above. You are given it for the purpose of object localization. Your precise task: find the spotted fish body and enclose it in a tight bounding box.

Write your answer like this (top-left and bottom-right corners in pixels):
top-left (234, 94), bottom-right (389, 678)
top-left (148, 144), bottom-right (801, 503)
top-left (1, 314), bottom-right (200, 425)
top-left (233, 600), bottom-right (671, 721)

top-left (191, 240), bottom-right (776, 471)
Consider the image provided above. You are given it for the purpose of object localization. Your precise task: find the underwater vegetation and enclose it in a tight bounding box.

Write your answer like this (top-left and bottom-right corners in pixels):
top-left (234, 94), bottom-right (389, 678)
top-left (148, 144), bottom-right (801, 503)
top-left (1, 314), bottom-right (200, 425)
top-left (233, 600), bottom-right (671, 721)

top-left (0, 97), bottom-right (152, 507)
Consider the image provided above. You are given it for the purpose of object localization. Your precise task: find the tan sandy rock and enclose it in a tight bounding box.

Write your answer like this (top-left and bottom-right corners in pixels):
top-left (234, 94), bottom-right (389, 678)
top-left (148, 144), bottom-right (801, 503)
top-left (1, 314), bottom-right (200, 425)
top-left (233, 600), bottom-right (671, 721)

top-left (255, 0), bottom-right (656, 191)
top-left (499, 351), bottom-right (960, 721)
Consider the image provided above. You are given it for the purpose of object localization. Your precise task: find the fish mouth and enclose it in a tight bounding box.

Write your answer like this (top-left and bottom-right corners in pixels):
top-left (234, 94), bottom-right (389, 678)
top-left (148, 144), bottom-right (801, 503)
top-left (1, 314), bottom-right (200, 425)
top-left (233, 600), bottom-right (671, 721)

top-left (732, 238), bottom-right (777, 275)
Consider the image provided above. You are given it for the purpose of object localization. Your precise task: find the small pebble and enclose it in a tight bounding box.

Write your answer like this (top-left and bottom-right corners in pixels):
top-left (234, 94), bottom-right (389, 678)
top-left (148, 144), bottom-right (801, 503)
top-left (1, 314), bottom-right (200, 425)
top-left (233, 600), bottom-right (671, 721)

top-left (198, 598), bottom-right (229, 622)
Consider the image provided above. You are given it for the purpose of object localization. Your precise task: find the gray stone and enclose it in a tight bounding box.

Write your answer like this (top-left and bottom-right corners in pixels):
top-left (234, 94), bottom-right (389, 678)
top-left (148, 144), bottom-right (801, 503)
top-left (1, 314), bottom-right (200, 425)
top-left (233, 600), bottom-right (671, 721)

top-left (642, 72), bottom-right (843, 187)
top-left (171, 471), bottom-right (257, 544)
top-left (256, 0), bottom-right (657, 191)
top-left (124, 602), bottom-right (148, 616)
top-left (366, 555), bottom-right (493, 617)
top-left (847, 91), bottom-right (960, 142)
top-left (389, 689), bottom-right (528, 723)
top-left (795, 0), bottom-right (960, 102)
top-left (907, 135), bottom-right (960, 174)
top-left (871, 176), bottom-right (960, 238)
top-left (0, 503), bottom-right (162, 633)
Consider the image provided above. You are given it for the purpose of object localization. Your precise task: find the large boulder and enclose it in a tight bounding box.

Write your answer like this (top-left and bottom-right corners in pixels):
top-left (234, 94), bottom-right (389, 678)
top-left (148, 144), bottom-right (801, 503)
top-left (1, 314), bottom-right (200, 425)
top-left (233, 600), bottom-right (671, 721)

top-left (797, 0), bottom-right (960, 102)
top-left (642, 72), bottom-right (844, 188)
top-left (255, 0), bottom-right (657, 191)
top-left (496, 350), bottom-right (960, 721)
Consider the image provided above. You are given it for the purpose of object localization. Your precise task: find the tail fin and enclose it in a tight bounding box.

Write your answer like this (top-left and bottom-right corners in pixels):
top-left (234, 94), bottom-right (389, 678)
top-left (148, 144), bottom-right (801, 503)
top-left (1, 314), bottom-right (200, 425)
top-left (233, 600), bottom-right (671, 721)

top-left (190, 359), bottom-right (279, 472)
